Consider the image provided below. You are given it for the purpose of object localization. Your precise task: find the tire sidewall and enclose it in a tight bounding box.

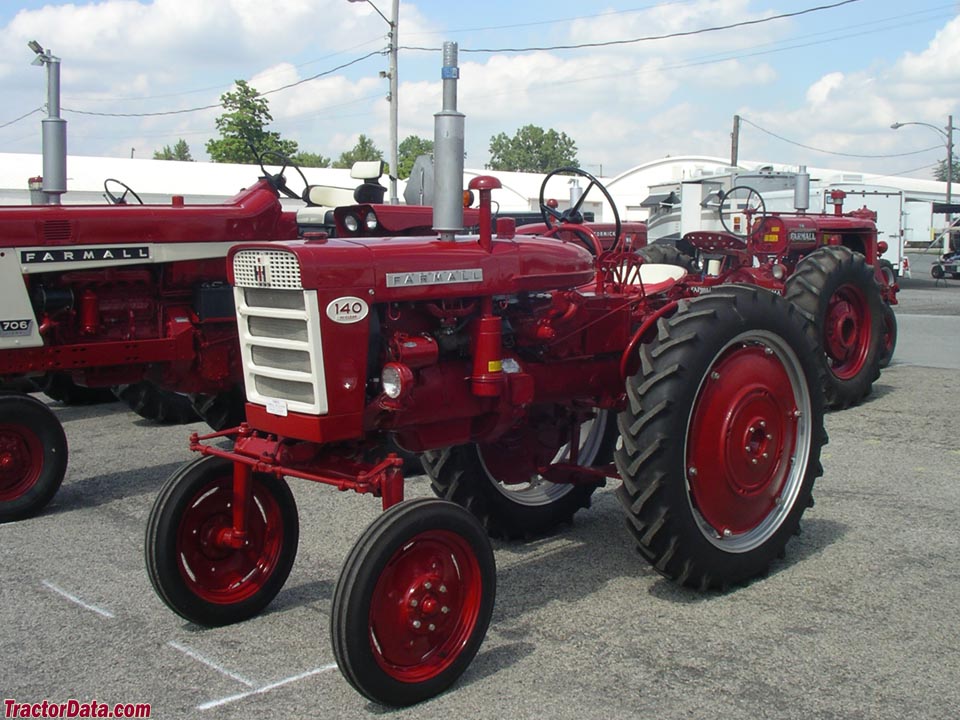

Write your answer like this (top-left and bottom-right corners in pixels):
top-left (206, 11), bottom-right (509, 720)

top-left (145, 454), bottom-right (299, 626)
top-left (332, 498), bottom-right (496, 706)
top-left (0, 395), bottom-right (68, 522)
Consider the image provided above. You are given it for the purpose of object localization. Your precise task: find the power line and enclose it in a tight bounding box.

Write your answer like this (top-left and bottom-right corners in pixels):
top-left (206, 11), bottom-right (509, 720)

top-left (0, 107), bottom-right (42, 129)
top-left (401, 0), bottom-right (864, 53)
top-left (62, 51), bottom-right (383, 118)
top-left (740, 117), bottom-right (942, 159)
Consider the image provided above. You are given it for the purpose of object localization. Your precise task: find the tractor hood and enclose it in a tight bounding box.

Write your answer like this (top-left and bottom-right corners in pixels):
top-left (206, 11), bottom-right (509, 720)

top-left (228, 233), bottom-right (595, 299)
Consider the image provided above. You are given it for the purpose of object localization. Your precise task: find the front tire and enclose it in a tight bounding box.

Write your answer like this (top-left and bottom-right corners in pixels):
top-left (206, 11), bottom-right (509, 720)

top-left (615, 286), bottom-right (826, 590)
top-left (331, 498), bottom-right (496, 706)
top-left (423, 407), bottom-right (618, 540)
top-left (784, 246), bottom-right (883, 409)
top-left (145, 455), bottom-right (299, 626)
top-left (879, 303), bottom-right (897, 369)
top-left (0, 394), bottom-right (68, 522)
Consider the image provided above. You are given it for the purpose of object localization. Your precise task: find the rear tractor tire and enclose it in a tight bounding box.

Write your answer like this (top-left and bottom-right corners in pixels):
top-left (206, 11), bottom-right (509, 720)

top-left (422, 407), bottom-right (619, 540)
top-left (0, 394), bottom-right (68, 522)
top-left (39, 373), bottom-right (116, 406)
top-left (115, 382), bottom-right (199, 424)
top-left (636, 243), bottom-right (697, 272)
top-left (879, 303), bottom-right (897, 369)
top-left (615, 286), bottom-right (826, 590)
top-left (784, 246), bottom-right (883, 409)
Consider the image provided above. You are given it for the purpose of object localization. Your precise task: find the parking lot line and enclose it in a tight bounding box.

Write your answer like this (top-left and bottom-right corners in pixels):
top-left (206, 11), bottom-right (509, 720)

top-left (41, 580), bottom-right (114, 619)
top-left (196, 664), bottom-right (339, 711)
top-left (167, 640), bottom-right (256, 688)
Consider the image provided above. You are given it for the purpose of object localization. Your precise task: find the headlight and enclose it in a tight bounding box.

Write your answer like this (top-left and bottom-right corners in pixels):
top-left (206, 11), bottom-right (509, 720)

top-left (343, 213), bottom-right (359, 233)
top-left (364, 211), bottom-right (379, 231)
top-left (381, 363), bottom-right (414, 400)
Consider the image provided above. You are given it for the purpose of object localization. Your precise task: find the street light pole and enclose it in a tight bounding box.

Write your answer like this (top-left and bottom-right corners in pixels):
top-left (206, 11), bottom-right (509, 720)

top-left (891, 116), bottom-right (956, 213)
top-left (348, 0), bottom-right (399, 205)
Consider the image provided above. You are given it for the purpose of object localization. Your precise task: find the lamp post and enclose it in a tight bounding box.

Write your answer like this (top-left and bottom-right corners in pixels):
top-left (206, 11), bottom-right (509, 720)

top-left (891, 116), bottom-right (955, 214)
top-left (348, 0), bottom-right (399, 205)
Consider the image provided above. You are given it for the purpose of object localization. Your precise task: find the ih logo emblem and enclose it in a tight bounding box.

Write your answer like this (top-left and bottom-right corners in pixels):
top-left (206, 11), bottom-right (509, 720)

top-left (254, 256), bottom-right (268, 285)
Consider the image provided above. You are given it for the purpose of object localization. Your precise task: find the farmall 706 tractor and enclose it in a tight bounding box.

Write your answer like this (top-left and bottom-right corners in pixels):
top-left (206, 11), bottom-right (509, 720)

top-left (145, 44), bottom-right (830, 707)
top-left (637, 181), bottom-right (897, 408)
top-left (0, 161), bottom-right (314, 522)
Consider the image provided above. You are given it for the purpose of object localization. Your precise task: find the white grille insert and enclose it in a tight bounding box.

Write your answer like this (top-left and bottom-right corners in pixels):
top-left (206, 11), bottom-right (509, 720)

top-left (234, 250), bottom-right (303, 289)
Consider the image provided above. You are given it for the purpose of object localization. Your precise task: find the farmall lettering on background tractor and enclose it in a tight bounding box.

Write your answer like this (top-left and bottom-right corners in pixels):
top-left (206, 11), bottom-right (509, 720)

top-left (145, 44), bottom-right (829, 707)
top-left (0, 160), bottom-right (320, 522)
top-left (638, 179), bottom-right (898, 408)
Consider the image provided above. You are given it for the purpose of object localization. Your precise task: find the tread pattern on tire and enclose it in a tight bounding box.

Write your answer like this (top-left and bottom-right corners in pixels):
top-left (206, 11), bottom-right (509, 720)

top-left (115, 382), bottom-right (199, 424)
top-left (783, 245), bottom-right (883, 409)
top-left (614, 286), bottom-right (827, 591)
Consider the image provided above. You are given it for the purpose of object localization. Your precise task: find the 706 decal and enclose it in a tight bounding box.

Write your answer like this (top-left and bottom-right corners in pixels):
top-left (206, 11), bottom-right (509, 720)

top-left (0, 319), bottom-right (33, 336)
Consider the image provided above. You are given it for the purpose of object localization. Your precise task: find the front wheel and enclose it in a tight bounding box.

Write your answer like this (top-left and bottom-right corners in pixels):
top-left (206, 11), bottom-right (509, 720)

top-left (331, 498), bottom-right (496, 706)
top-left (0, 394), bottom-right (68, 522)
top-left (784, 246), bottom-right (883, 409)
top-left (145, 455), bottom-right (299, 626)
top-left (615, 286), bottom-right (826, 590)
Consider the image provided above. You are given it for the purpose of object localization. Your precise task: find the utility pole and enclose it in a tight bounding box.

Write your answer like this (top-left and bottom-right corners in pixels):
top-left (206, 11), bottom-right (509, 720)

top-left (731, 114), bottom-right (740, 167)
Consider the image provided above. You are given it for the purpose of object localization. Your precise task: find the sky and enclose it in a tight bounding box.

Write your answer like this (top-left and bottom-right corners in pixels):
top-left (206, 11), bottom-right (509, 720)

top-left (0, 0), bottom-right (958, 181)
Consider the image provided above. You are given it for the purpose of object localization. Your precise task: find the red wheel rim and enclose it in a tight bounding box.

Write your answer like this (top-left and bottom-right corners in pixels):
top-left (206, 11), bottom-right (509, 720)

top-left (0, 424), bottom-right (43, 502)
top-left (176, 475), bottom-right (284, 604)
top-left (368, 529), bottom-right (482, 683)
top-left (686, 343), bottom-right (802, 540)
top-left (823, 284), bottom-right (871, 379)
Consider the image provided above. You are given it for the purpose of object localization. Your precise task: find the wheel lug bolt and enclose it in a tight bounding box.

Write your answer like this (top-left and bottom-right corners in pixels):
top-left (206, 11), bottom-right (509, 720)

top-left (441, 606), bottom-right (450, 614)
top-left (723, 528), bottom-right (732, 537)
top-left (412, 620), bottom-right (421, 629)
top-left (410, 599), bottom-right (418, 608)
top-left (760, 421), bottom-right (766, 428)
top-left (762, 452), bottom-right (768, 459)
top-left (428, 624), bottom-right (436, 631)
top-left (688, 467), bottom-right (698, 477)
top-left (424, 582), bottom-right (432, 590)
top-left (766, 434), bottom-right (773, 440)
top-left (711, 372), bottom-right (720, 380)
top-left (439, 585), bottom-right (446, 593)
top-left (751, 459), bottom-right (758, 465)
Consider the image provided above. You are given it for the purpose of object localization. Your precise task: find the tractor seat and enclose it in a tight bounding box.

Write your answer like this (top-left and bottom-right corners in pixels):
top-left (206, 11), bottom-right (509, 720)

top-left (618, 262), bottom-right (686, 294)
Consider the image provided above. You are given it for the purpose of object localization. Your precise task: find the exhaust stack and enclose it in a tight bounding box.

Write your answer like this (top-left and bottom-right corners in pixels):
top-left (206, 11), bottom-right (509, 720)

top-left (29, 41), bottom-right (67, 205)
top-left (433, 42), bottom-right (464, 240)
top-left (794, 165), bottom-right (810, 213)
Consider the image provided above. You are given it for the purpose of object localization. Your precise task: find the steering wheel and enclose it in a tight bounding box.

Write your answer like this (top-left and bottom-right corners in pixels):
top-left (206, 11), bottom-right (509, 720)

top-left (257, 150), bottom-right (310, 201)
top-left (538, 167), bottom-right (621, 255)
top-left (103, 178), bottom-right (143, 205)
top-left (717, 185), bottom-right (767, 238)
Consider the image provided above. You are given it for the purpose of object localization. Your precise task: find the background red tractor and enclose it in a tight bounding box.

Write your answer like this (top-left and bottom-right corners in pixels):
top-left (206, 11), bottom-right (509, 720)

top-left (0, 161), bottom-right (315, 522)
top-left (144, 44), bottom-right (830, 707)
top-left (638, 182), bottom-right (897, 408)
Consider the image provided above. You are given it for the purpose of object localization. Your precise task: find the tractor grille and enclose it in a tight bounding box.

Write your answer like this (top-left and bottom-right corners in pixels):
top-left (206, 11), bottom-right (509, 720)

top-left (233, 250), bottom-right (303, 290)
top-left (235, 281), bottom-right (328, 416)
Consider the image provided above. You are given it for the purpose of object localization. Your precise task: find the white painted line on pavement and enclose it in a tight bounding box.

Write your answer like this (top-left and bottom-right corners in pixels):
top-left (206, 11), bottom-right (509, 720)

top-left (41, 580), bottom-right (114, 619)
top-left (197, 664), bottom-right (339, 711)
top-left (167, 640), bottom-right (256, 688)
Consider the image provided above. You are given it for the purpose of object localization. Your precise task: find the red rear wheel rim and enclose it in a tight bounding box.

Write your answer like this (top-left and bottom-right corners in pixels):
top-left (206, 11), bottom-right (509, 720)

top-left (823, 284), bottom-right (871, 379)
top-left (368, 529), bottom-right (482, 683)
top-left (176, 475), bottom-right (284, 604)
top-left (687, 343), bottom-right (802, 541)
top-left (0, 424), bottom-right (43, 502)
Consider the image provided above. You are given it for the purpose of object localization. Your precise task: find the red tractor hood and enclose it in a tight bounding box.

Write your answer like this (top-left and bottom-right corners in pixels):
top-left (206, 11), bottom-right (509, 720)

top-left (228, 233), bottom-right (595, 299)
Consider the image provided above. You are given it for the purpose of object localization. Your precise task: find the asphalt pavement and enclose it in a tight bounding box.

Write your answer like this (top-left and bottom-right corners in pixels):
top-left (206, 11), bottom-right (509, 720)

top-left (1, 262), bottom-right (959, 720)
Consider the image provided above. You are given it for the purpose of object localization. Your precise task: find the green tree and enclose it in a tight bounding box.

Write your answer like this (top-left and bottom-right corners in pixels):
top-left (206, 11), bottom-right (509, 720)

top-left (486, 125), bottom-right (578, 173)
top-left (333, 134), bottom-right (384, 169)
top-left (153, 138), bottom-right (193, 161)
top-left (397, 135), bottom-right (433, 179)
top-left (206, 80), bottom-right (298, 164)
top-left (292, 151), bottom-right (331, 168)
top-left (934, 155), bottom-right (960, 183)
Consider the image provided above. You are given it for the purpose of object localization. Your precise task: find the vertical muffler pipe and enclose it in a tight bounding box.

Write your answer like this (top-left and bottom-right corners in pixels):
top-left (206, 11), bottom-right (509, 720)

top-left (794, 165), bottom-right (810, 213)
top-left (433, 42), bottom-right (464, 240)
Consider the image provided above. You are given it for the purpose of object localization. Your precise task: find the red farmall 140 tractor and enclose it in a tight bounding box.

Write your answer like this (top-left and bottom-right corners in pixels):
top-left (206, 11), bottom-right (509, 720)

top-left (638, 181), bottom-right (898, 409)
top-left (145, 44), bottom-right (830, 707)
